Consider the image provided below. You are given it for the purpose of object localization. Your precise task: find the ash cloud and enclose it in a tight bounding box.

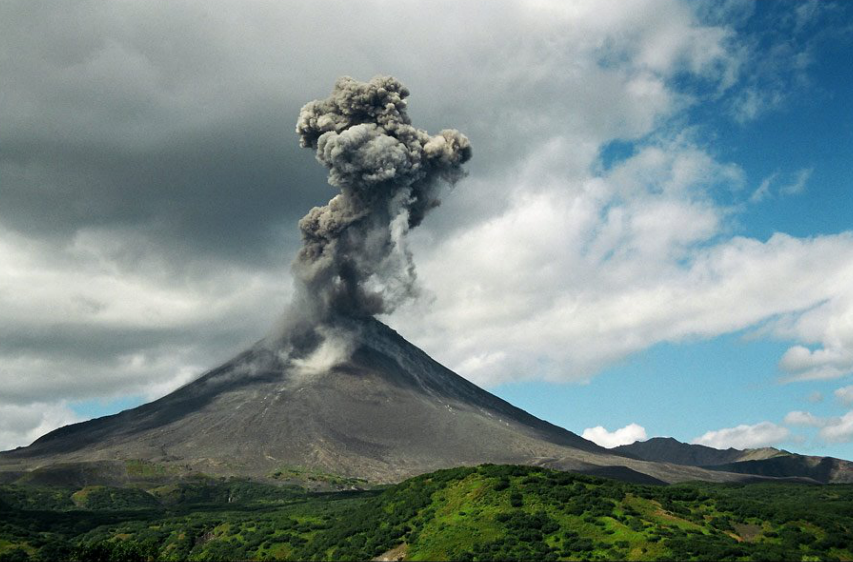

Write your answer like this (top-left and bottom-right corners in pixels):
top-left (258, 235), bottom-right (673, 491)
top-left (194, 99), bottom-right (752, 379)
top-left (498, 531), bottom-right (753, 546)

top-left (291, 76), bottom-right (471, 323)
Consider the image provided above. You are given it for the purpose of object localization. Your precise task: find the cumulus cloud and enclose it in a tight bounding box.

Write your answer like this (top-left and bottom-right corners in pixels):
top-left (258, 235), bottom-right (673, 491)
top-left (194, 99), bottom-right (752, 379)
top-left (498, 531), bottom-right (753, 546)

top-left (582, 423), bottom-right (648, 448)
top-left (776, 408), bottom-right (853, 445)
top-left (783, 410), bottom-right (826, 427)
top-left (819, 411), bottom-right (853, 444)
top-left (391, 164), bottom-right (853, 384)
top-left (773, 291), bottom-right (853, 382)
top-left (692, 422), bottom-right (790, 450)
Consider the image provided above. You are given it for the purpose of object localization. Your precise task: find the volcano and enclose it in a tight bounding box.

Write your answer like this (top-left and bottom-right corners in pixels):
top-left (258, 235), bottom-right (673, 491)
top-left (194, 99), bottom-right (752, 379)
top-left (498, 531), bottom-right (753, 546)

top-left (0, 77), bottom-right (820, 487)
top-left (0, 319), bottom-right (805, 485)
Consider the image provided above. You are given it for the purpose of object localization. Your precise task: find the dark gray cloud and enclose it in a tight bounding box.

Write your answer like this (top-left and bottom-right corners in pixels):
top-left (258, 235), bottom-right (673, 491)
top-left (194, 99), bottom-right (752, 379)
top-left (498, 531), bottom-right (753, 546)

top-left (0, 0), bottom-right (342, 268)
top-left (0, 1), bottom-right (581, 269)
top-left (0, 0), bottom-right (573, 266)
top-left (1, 129), bottom-right (328, 264)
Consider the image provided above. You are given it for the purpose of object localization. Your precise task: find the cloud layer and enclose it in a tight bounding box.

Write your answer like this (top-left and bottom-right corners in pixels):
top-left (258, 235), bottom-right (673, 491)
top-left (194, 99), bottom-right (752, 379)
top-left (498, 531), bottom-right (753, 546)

top-left (391, 159), bottom-right (853, 386)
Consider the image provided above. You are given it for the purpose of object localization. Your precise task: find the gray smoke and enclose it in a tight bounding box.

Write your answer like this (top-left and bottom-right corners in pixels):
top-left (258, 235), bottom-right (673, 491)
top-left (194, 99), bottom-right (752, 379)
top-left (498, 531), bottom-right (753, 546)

top-left (292, 76), bottom-right (472, 322)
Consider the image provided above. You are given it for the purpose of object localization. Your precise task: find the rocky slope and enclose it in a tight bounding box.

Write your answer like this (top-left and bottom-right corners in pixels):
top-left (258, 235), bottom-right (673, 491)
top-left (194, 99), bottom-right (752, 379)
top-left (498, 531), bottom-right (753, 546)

top-left (0, 319), bottom-right (813, 485)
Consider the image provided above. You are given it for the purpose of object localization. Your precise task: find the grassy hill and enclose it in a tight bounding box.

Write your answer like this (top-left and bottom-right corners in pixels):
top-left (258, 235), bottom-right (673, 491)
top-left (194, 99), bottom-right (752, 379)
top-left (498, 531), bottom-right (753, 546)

top-left (2, 464), bottom-right (853, 561)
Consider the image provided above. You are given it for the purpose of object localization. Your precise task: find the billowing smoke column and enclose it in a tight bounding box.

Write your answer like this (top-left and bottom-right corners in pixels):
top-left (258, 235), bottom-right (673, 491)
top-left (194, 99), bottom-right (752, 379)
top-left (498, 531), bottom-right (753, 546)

top-left (293, 76), bottom-right (472, 321)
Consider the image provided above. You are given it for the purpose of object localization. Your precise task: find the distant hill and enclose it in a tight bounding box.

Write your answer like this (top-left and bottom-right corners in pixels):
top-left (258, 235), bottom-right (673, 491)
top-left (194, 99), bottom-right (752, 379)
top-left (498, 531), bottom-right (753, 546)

top-left (613, 437), bottom-right (785, 467)
top-left (613, 437), bottom-right (853, 483)
top-left (706, 454), bottom-right (853, 484)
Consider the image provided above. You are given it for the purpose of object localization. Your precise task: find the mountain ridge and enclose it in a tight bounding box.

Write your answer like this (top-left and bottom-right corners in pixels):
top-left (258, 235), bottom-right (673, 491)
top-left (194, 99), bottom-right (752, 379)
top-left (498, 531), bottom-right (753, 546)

top-left (613, 436), bottom-right (853, 483)
top-left (612, 437), bottom-right (786, 467)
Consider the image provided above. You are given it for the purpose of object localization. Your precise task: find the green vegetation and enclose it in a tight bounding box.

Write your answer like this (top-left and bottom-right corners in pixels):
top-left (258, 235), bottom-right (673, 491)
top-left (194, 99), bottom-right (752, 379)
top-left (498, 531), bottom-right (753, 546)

top-left (1, 465), bottom-right (852, 561)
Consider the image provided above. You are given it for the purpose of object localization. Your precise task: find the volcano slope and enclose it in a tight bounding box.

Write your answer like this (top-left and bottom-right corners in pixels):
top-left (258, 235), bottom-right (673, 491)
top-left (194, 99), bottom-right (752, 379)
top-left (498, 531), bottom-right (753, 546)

top-left (0, 319), bottom-right (807, 486)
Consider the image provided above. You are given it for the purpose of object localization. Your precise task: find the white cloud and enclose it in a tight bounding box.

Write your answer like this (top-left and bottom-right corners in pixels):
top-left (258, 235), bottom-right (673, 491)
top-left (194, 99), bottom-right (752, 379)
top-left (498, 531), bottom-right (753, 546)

top-left (582, 423), bottom-right (648, 448)
top-left (392, 160), bottom-right (853, 385)
top-left (773, 291), bottom-right (853, 382)
top-left (692, 421), bottom-right (790, 450)
top-left (779, 347), bottom-right (853, 382)
top-left (775, 407), bottom-right (853, 445)
top-left (835, 385), bottom-right (853, 406)
top-left (783, 410), bottom-right (826, 427)
top-left (807, 391), bottom-right (824, 403)
top-left (819, 411), bottom-right (853, 444)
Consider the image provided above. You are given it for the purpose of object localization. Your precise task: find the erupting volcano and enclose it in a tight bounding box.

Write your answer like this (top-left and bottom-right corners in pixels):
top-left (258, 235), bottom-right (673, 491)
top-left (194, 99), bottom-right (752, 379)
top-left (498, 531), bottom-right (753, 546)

top-left (0, 77), bottom-right (799, 486)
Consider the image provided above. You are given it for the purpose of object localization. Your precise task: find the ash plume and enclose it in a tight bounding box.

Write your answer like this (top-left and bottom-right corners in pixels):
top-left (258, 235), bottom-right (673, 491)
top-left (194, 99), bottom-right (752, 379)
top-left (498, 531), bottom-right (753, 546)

top-left (292, 76), bottom-right (471, 322)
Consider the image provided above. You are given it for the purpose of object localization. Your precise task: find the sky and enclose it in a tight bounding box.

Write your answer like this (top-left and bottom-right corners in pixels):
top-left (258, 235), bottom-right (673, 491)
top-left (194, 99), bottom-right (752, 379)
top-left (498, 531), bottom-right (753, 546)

top-left (1, 0), bottom-right (853, 458)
